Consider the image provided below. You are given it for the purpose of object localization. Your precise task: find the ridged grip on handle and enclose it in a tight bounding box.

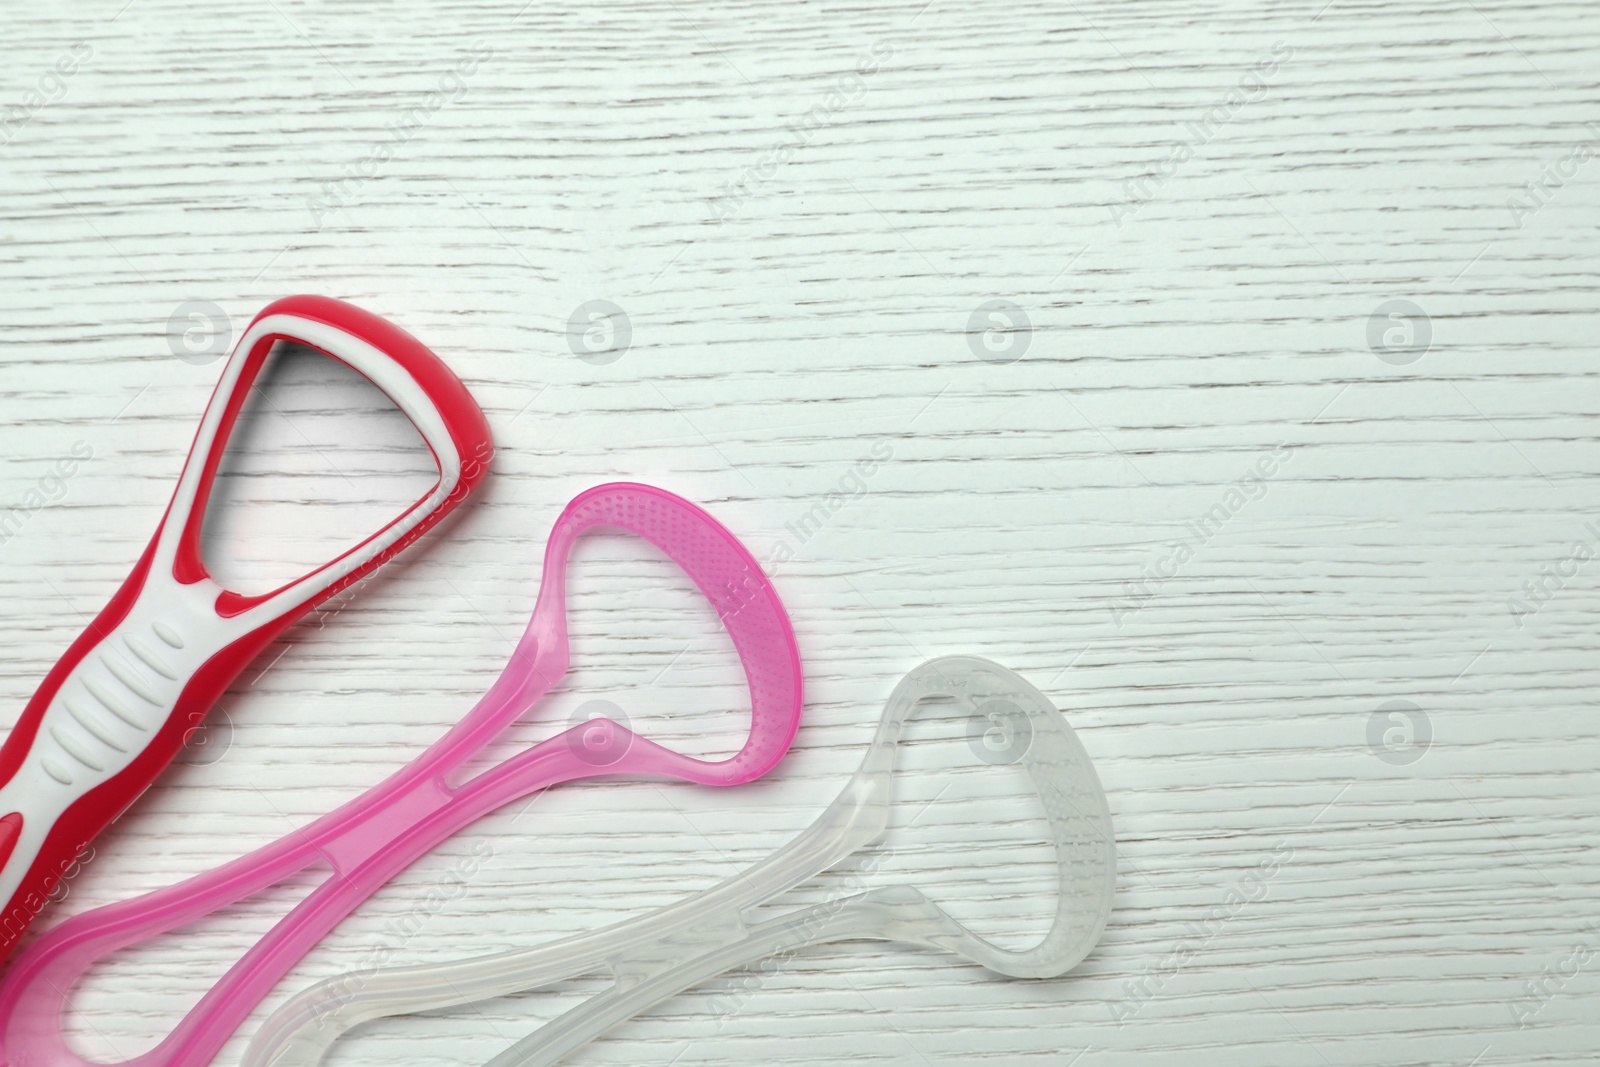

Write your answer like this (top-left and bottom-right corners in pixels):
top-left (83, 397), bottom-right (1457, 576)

top-left (0, 296), bottom-right (492, 963)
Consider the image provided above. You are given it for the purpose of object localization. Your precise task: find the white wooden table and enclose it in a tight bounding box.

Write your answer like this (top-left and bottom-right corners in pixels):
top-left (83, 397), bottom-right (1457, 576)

top-left (2, 0), bottom-right (1598, 1063)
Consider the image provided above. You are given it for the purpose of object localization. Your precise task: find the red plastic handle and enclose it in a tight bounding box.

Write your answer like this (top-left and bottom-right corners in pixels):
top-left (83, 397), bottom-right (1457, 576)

top-left (0, 296), bottom-right (492, 964)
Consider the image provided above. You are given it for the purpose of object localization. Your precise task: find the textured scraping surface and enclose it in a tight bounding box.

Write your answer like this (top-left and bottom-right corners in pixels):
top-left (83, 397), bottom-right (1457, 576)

top-left (563, 486), bottom-right (801, 781)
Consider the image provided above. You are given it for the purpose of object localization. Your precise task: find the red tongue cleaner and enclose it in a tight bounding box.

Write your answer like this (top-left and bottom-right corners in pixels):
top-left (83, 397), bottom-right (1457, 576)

top-left (0, 295), bottom-right (493, 967)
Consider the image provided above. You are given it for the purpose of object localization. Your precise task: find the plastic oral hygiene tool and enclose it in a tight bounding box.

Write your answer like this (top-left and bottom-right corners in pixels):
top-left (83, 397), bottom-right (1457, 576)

top-left (245, 654), bottom-right (1115, 1067)
top-left (0, 295), bottom-right (492, 964)
top-left (0, 482), bottom-right (802, 1067)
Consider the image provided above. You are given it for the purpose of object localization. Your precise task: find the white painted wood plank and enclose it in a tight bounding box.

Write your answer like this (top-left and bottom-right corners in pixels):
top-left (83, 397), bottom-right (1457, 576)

top-left (2, 0), bottom-right (1599, 1063)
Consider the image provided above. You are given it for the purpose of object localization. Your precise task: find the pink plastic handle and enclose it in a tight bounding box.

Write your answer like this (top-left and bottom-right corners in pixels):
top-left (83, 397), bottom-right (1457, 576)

top-left (0, 484), bottom-right (802, 1067)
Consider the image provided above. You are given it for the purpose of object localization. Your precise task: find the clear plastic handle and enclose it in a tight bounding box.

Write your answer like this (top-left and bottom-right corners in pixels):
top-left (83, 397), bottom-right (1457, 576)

top-left (246, 656), bottom-right (1115, 1067)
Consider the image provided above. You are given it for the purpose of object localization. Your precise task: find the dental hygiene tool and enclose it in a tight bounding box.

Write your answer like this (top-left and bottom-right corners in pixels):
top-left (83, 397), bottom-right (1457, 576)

top-left (0, 482), bottom-right (803, 1067)
top-left (245, 654), bottom-right (1114, 1067)
top-left (0, 295), bottom-right (492, 963)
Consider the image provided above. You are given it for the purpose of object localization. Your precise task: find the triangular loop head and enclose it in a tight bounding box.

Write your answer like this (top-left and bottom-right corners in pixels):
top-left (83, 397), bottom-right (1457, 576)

top-left (877, 656), bottom-right (1117, 979)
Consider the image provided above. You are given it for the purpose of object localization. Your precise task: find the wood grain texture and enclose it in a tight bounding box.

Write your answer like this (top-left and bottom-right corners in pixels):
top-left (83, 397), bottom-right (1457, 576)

top-left (2, 0), bottom-right (1599, 1062)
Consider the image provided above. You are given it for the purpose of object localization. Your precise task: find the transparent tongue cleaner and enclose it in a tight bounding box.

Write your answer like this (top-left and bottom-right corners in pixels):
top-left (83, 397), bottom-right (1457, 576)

top-left (240, 656), bottom-right (1115, 1067)
top-left (853, 692), bottom-right (1063, 953)
top-left (199, 341), bottom-right (439, 596)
